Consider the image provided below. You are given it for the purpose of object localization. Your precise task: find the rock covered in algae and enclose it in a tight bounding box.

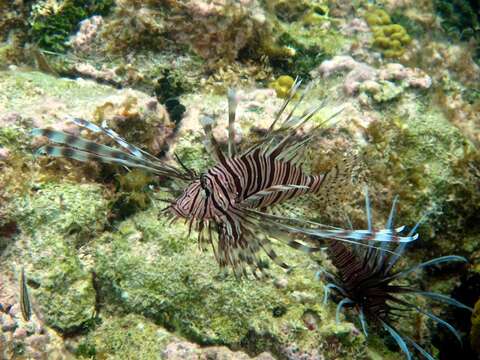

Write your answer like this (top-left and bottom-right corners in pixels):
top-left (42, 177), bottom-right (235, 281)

top-left (8, 182), bottom-right (110, 334)
top-left (471, 298), bottom-right (480, 355)
top-left (92, 205), bottom-right (368, 358)
top-left (0, 272), bottom-right (69, 359)
top-left (74, 313), bottom-right (277, 360)
top-left (0, 69), bottom-right (174, 156)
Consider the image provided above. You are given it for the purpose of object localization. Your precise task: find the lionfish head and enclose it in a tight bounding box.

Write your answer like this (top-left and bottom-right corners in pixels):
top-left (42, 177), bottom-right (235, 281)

top-left (170, 180), bottom-right (204, 218)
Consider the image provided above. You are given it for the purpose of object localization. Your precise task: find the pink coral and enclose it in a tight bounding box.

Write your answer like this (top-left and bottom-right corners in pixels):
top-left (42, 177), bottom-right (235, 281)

top-left (172, 0), bottom-right (264, 62)
top-left (69, 15), bottom-right (103, 54)
top-left (314, 56), bottom-right (431, 96)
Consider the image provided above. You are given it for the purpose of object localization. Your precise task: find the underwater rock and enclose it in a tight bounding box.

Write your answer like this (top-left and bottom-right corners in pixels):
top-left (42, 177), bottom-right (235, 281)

top-left (0, 70), bottom-right (174, 155)
top-left (8, 182), bottom-right (110, 334)
top-left (472, 298), bottom-right (480, 355)
top-left (174, 0), bottom-right (264, 62)
top-left (69, 15), bottom-right (104, 54)
top-left (0, 147), bottom-right (10, 161)
top-left (314, 55), bottom-right (431, 98)
top-left (72, 62), bottom-right (118, 84)
top-left (339, 18), bottom-right (370, 36)
top-left (92, 90), bottom-right (174, 155)
top-left (92, 206), bottom-right (367, 357)
top-left (74, 313), bottom-right (277, 359)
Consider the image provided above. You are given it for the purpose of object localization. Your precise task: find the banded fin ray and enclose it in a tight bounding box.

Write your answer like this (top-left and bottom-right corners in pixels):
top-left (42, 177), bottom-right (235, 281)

top-left (31, 127), bottom-right (192, 180)
top-left (69, 117), bottom-right (154, 161)
top-left (36, 145), bottom-right (184, 179)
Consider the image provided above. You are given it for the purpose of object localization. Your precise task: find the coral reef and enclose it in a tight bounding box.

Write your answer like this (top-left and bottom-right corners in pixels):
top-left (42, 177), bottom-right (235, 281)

top-left (314, 55), bottom-right (431, 99)
top-left (29, 0), bottom-right (114, 53)
top-left (1, 0), bottom-right (480, 357)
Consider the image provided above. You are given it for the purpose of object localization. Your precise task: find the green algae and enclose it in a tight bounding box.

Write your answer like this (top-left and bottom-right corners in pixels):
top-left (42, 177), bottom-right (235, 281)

top-left (269, 75), bottom-right (295, 98)
top-left (29, 0), bottom-right (114, 53)
top-left (91, 206), bottom-right (366, 356)
top-left (363, 95), bottom-right (479, 254)
top-left (76, 314), bottom-right (173, 359)
top-left (11, 182), bottom-right (110, 334)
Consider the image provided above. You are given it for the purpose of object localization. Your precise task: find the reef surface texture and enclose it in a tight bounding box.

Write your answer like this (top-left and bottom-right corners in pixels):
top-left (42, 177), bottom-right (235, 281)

top-left (1, 0), bottom-right (480, 359)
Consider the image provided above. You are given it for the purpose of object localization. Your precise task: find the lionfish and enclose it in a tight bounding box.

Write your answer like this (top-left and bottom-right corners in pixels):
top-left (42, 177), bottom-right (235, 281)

top-left (320, 189), bottom-right (472, 360)
top-left (31, 79), bottom-right (417, 276)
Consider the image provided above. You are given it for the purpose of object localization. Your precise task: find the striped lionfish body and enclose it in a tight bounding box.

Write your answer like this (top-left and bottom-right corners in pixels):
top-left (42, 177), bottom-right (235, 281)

top-left (31, 79), bottom-right (418, 276)
top-left (321, 190), bottom-right (472, 360)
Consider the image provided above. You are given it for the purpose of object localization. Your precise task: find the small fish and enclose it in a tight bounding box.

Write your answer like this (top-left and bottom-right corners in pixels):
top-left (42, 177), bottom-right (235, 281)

top-left (31, 46), bottom-right (59, 77)
top-left (19, 267), bottom-right (32, 322)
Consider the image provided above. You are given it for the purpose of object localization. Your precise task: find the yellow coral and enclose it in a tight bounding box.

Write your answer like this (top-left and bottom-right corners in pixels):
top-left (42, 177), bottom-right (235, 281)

top-left (269, 75), bottom-right (294, 98)
top-left (365, 9), bottom-right (411, 58)
top-left (365, 9), bottom-right (391, 26)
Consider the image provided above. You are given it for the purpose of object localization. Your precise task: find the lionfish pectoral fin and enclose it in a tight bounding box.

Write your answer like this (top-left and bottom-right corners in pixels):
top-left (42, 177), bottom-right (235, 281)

top-left (414, 291), bottom-right (473, 312)
top-left (381, 321), bottom-right (413, 360)
top-left (389, 255), bottom-right (468, 282)
top-left (323, 283), bottom-right (346, 304)
top-left (358, 307), bottom-right (368, 337)
top-left (404, 336), bottom-right (436, 360)
top-left (414, 306), bottom-right (463, 345)
top-left (70, 116), bottom-right (156, 161)
top-left (31, 124), bottom-right (191, 180)
top-left (335, 298), bottom-right (354, 324)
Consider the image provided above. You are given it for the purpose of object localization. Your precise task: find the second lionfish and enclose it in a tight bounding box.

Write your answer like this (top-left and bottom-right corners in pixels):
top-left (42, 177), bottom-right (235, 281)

top-left (31, 79), bottom-right (417, 276)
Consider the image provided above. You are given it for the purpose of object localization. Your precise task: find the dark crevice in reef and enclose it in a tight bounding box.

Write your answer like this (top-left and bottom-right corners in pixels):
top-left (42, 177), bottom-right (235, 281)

top-left (432, 270), bottom-right (479, 360)
top-left (153, 69), bottom-right (188, 127)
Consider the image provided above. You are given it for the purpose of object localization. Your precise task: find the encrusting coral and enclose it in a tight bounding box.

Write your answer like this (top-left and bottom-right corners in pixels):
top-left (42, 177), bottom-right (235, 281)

top-left (365, 8), bottom-right (411, 58)
top-left (269, 75), bottom-right (295, 98)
